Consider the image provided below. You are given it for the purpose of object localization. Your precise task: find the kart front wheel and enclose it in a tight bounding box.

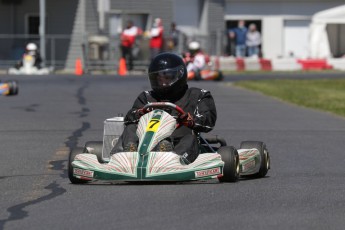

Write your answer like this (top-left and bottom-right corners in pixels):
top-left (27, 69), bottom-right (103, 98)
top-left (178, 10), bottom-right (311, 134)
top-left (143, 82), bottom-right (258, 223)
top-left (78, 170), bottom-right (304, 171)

top-left (214, 71), bottom-right (223, 81)
top-left (240, 141), bottom-right (270, 178)
top-left (68, 147), bottom-right (89, 184)
top-left (194, 70), bottom-right (202, 81)
top-left (218, 146), bottom-right (239, 182)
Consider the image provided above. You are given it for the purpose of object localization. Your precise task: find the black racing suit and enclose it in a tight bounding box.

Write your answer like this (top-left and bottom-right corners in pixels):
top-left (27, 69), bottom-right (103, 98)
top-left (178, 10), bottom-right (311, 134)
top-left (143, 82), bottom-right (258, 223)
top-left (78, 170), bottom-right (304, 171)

top-left (16, 51), bottom-right (43, 69)
top-left (112, 86), bottom-right (217, 164)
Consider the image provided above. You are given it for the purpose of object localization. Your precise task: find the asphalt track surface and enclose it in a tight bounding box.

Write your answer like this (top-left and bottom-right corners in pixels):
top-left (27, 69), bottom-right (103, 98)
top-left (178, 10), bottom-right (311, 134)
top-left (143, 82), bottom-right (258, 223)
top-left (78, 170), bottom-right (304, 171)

top-left (1, 73), bottom-right (345, 230)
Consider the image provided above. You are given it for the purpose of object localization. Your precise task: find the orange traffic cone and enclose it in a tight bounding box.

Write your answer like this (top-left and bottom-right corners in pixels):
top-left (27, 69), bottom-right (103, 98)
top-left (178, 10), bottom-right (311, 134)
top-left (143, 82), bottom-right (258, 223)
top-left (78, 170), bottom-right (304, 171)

top-left (75, 58), bottom-right (83, 76)
top-left (118, 58), bottom-right (127, 76)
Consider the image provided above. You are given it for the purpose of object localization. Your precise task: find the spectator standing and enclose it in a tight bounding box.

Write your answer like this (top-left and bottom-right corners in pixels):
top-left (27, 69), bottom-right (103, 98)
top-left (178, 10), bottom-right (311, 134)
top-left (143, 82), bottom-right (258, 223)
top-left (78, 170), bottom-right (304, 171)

top-left (120, 20), bottom-right (142, 70)
top-left (229, 20), bottom-right (247, 58)
top-left (246, 23), bottom-right (261, 57)
top-left (228, 30), bottom-right (236, 56)
top-left (149, 18), bottom-right (164, 60)
top-left (167, 22), bottom-right (180, 53)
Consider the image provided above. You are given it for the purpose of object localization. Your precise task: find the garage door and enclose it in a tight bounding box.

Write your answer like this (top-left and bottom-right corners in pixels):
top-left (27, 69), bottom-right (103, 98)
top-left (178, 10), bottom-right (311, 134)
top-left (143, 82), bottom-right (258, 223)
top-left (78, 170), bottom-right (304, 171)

top-left (284, 20), bottom-right (310, 58)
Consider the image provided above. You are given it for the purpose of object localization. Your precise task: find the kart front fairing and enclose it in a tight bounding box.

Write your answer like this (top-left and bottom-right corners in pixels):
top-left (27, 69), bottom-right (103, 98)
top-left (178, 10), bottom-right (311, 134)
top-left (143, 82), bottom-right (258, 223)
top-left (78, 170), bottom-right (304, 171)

top-left (72, 109), bottom-right (225, 181)
top-left (8, 54), bottom-right (52, 75)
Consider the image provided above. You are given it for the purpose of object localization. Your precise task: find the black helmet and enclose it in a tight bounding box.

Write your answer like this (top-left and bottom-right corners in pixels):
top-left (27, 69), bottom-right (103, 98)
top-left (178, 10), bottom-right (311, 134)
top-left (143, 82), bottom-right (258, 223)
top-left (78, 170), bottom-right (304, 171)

top-left (148, 52), bottom-right (187, 100)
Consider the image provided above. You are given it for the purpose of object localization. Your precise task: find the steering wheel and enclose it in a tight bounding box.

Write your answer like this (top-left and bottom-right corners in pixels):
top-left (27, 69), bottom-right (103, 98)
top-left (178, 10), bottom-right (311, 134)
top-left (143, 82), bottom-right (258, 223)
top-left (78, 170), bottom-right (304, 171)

top-left (142, 102), bottom-right (186, 127)
top-left (142, 102), bottom-right (185, 115)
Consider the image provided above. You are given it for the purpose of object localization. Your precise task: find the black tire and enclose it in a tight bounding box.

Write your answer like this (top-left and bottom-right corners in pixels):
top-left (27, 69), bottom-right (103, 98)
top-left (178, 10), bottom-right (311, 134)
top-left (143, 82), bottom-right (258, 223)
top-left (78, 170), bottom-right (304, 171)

top-left (214, 71), bottom-right (223, 81)
top-left (6, 80), bottom-right (18, 95)
top-left (68, 147), bottom-right (89, 184)
top-left (194, 70), bottom-right (202, 81)
top-left (218, 146), bottom-right (240, 182)
top-left (240, 141), bottom-right (270, 178)
top-left (84, 141), bottom-right (104, 163)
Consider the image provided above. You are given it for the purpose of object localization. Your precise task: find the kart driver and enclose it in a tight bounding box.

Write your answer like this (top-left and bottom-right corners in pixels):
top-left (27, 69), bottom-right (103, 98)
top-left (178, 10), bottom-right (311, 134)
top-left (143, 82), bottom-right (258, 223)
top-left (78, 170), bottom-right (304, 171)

top-left (111, 52), bottom-right (217, 165)
top-left (15, 43), bottom-right (42, 69)
top-left (185, 41), bottom-right (207, 73)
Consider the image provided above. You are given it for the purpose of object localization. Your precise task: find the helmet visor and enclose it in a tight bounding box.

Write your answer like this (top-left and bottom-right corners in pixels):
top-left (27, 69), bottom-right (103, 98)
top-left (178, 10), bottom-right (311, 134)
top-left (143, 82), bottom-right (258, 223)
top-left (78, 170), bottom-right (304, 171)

top-left (149, 65), bottom-right (185, 89)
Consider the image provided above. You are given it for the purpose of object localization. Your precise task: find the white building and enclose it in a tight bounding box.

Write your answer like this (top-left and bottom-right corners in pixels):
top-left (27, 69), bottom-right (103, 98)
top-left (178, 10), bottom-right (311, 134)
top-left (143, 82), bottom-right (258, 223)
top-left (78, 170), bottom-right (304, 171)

top-left (0, 0), bottom-right (345, 70)
top-left (225, 0), bottom-right (345, 59)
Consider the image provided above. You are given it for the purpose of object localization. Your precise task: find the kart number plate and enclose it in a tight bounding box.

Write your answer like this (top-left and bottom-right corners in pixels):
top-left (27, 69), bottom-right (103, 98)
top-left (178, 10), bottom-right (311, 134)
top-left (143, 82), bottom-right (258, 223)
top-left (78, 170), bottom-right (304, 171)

top-left (146, 119), bottom-right (161, 132)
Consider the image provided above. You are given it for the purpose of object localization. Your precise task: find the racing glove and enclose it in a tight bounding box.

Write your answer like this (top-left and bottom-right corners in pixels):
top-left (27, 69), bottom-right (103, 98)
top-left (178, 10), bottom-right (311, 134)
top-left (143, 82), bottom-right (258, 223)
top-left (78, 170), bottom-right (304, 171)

top-left (178, 112), bottom-right (195, 128)
top-left (131, 108), bottom-right (145, 121)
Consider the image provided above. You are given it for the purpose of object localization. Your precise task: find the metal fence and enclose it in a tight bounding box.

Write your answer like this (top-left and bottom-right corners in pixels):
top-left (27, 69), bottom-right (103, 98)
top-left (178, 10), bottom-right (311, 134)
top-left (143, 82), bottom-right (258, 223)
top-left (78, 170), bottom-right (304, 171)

top-left (0, 34), bottom-right (72, 70)
top-left (84, 30), bottom-right (227, 72)
top-left (0, 31), bottom-right (227, 72)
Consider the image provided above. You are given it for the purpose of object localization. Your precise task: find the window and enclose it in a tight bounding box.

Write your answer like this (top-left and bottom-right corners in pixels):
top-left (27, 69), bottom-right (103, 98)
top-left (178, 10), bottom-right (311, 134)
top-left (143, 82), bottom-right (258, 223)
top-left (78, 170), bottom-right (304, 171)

top-left (26, 15), bottom-right (40, 35)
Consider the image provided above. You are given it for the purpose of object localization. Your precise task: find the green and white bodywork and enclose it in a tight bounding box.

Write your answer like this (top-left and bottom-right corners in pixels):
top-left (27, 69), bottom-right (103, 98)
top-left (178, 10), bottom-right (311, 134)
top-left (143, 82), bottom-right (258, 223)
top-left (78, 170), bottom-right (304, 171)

top-left (72, 110), bottom-right (224, 181)
top-left (70, 106), bottom-right (268, 183)
top-left (238, 149), bottom-right (261, 175)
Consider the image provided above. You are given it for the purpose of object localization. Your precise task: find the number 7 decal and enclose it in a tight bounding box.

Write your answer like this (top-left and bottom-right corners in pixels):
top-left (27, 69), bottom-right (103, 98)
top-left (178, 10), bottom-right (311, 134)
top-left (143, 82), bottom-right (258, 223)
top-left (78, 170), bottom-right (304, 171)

top-left (149, 120), bottom-right (159, 128)
top-left (146, 119), bottom-right (161, 132)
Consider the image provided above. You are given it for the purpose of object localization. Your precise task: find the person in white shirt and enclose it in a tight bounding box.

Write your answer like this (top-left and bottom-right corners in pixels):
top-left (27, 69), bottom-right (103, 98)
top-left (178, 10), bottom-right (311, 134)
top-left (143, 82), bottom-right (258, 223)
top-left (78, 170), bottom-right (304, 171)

top-left (186, 41), bottom-right (206, 73)
top-left (149, 18), bottom-right (164, 60)
top-left (246, 23), bottom-right (261, 57)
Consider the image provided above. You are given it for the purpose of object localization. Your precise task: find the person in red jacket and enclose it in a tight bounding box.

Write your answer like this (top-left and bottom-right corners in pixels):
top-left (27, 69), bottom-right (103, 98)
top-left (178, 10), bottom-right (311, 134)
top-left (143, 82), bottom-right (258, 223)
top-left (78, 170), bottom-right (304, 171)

top-left (120, 20), bottom-right (142, 70)
top-left (149, 18), bottom-right (164, 60)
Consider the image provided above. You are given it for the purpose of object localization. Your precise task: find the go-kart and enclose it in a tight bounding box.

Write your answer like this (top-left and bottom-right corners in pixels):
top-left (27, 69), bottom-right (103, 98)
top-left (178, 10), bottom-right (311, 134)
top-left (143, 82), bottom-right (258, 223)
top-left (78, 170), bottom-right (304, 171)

top-left (8, 53), bottom-right (52, 75)
top-left (0, 80), bottom-right (18, 96)
top-left (187, 68), bottom-right (223, 81)
top-left (68, 102), bottom-right (270, 184)
top-left (183, 54), bottom-right (223, 81)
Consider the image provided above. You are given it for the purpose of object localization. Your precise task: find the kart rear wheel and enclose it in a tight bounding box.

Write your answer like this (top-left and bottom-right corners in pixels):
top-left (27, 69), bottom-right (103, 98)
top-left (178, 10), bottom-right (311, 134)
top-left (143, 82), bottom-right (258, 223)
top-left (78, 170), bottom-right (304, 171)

top-left (84, 141), bottom-right (104, 163)
top-left (68, 147), bottom-right (89, 184)
top-left (240, 141), bottom-right (270, 178)
top-left (218, 146), bottom-right (239, 182)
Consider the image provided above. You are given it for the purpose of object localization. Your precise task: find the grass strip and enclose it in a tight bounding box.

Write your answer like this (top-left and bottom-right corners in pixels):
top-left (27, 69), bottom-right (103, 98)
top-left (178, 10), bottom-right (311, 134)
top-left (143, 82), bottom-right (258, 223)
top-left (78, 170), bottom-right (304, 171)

top-left (234, 78), bottom-right (345, 117)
